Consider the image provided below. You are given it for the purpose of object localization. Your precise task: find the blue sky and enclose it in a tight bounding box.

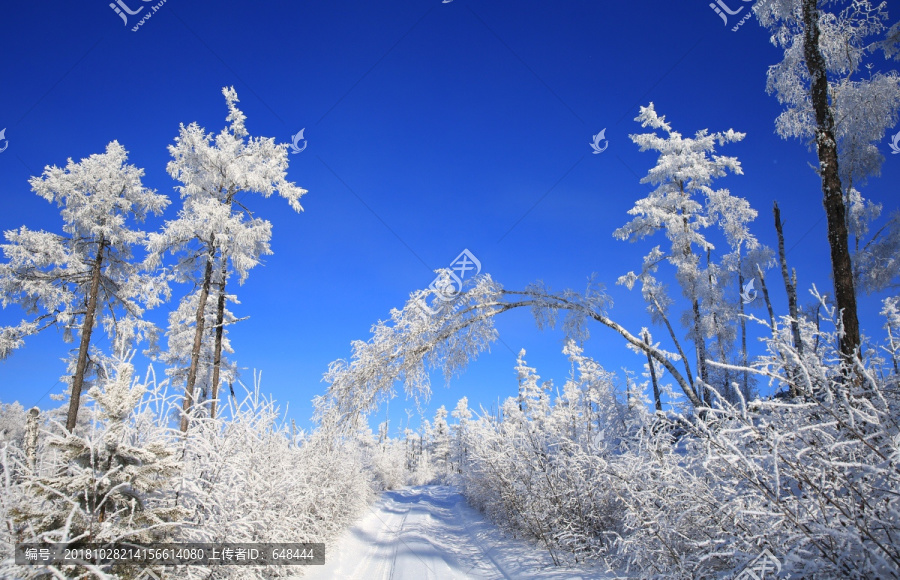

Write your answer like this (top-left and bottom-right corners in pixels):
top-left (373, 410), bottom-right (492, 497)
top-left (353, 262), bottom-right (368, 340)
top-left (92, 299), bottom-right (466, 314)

top-left (0, 0), bottom-right (898, 433)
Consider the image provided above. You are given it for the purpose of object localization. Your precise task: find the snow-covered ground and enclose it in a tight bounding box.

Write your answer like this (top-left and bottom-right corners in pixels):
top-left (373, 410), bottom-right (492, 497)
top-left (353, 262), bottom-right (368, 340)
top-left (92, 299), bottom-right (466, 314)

top-left (302, 485), bottom-right (618, 580)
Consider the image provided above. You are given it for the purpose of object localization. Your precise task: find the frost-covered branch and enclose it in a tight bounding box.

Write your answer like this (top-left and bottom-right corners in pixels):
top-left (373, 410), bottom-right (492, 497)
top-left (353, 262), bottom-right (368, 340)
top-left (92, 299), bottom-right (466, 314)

top-left (324, 273), bottom-right (705, 422)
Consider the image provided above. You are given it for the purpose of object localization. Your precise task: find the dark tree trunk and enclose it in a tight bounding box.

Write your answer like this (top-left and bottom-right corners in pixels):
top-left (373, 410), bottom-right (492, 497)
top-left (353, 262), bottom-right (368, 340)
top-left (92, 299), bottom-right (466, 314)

top-left (775, 202), bottom-right (803, 397)
top-left (713, 313), bottom-right (731, 403)
top-left (680, 198), bottom-right (708, 404)
top-left (801, 0), bottom-right (860, 359)
top-left (692, 297), bottom-right (710, 405)
top-left (66, 238), bottom-right (105, 432)
top-left (651, 294), bottom-right (695, 392)
top-left (209, 258), bottom-right (228, 419)
top-left (757, 265), bottom-right (777, 333)
top-left (775, 202), bottom-right (803, 357)
top-left (182, 242), bottom-right (215, 433)
top-left (644, 332), bottom-right (662, 412)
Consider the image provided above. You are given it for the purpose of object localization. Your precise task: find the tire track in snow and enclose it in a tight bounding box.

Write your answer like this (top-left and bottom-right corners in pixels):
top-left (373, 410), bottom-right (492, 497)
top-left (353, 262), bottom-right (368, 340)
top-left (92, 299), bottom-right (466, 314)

top-left (387, 507), bottom-right (410, 580)
top-left (304, 485), bottom-right (618, 580)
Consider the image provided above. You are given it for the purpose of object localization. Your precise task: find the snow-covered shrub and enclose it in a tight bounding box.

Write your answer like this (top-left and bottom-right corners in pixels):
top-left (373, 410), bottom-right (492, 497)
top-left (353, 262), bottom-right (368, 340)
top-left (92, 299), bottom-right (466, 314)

top-left (0, 438), bottom-right (27, 571)
top-left (691, 310), bottom-right (900, 577)
top-left (2, 358), bottom-right (186, 579)
top-left (453, 313), bottom-right (900, 578)
top-left (365, 436), bottom-right (409, 491)
top-left (172, 377), bottom-right (375, 579)
top-left (606, 417), bottom-right (772, 578)
top-left (400, 428), bottom-right (435, 486)
top-left (1, 365), bottom-right (379, 579)
top-left (608, 307), bottom-right (900, 577)
top-left (457, 343), bottom-right (636, 565)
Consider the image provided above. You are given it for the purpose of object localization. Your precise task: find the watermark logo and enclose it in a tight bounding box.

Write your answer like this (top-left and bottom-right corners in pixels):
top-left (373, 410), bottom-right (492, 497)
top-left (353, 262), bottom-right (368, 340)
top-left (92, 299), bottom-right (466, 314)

top-left (110, 0), bottom-right (167, 32)
top-left (740, 278), bottom-right (758, 304)
top-left (0, 128), bottom-right (8, 153)
top-left (290, 129), bottom-right (308, 154)
top-left (889, 131), bottom-right (900, 154)
top-left (110, 0), bottom-right (149, 25)
top-left (136, 569), bottom-right (161, 580)
top-left (735, 548), bottom-right (781, 579)
top-left (416, 249), bottom-right (481, 315)
top-left (710, 0), bottom-right (755, 31)
top-left (590, 128), bottom-right (608, 154)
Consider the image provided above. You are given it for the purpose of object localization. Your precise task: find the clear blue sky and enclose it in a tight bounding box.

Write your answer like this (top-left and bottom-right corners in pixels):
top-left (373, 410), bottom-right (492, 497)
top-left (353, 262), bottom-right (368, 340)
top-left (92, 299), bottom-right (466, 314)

top-left (0, 0), bottom-right (897, 433)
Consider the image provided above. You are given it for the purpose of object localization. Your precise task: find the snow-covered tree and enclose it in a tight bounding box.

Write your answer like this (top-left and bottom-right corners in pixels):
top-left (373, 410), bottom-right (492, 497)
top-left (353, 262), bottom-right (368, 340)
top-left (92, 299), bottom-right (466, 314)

top-left (851, 200), bottom-right (900, 294)
top-left (174, 378), bottom-right (373, 567)
top-left (431, 405), bottom-right (450, 475)
top-left (562, 339), bottom-right (628, 438)
top-left (8, 358), bottom-right (186, 579)
top-left (614, 103), bottom-right (745, 406)
top-left (834, 186), bottom-right (899, 296)
top-left (457, 342), bottom-right (640, 566)
top-left (0, 141), bottom-right (169, 431)
top-left (450, 397), bottom-right (471, 474)
top-left (515, 349), bottom-right (549, 419)
top-left (754, 0), bottom-right (900, 357)
top-left (146, 87), bottom-right (307, 431)
top-left (0, 402), bottom-right (26, 450)
top-left (625, 329), bottom-right (667, 412)
top-left (1, 369), bottom-right (378, 580)
top-left (708, 187), bottom-right (773, 401)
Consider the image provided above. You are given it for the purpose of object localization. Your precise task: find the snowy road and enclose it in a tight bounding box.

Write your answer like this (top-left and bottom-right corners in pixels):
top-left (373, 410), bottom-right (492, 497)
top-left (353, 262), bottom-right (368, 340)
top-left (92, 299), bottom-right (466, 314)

top-left (302, 485), bottom-right (614, 580)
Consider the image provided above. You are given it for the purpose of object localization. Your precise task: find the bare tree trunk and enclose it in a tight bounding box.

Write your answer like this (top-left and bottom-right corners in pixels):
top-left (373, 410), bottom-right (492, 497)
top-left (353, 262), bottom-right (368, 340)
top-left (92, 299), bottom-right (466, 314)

top-left (66, 238), bottom-right (105, 432)
top-left (679, 201), bottom-right (708, 402)
top-left (692, 298), bottom-right (711, 405)
top-left (801, 0), bottom-right (860, 359)
top-left (756, 264), bottom-right (799, 395)
top-left (650, 294), bottom-right (695, 392)
top-left (182, 241), bottom-right (215, 433)
top-left (713, 314), bottom-right (732, 403)
top-left (775, 202), bottom-right (803, 356)
top-left (209, 258), bottom-right (228, 419)
top-left (775, 202), bottom-right (803, 397)
top-left (591, 298), bottom-right (706, 409)
top-left (644, 332), bottom-right (662, 412)
top-left (517, 375), bottom-right (524, 412)
top-left (739, 268), bottom-right (750, 400)
top-left (757, 265), bottom-right (777, 333)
